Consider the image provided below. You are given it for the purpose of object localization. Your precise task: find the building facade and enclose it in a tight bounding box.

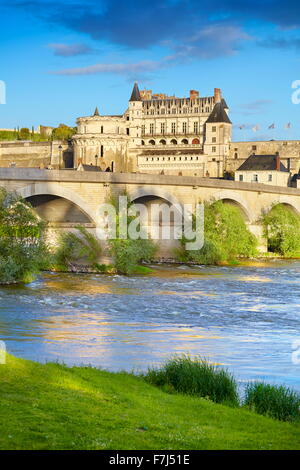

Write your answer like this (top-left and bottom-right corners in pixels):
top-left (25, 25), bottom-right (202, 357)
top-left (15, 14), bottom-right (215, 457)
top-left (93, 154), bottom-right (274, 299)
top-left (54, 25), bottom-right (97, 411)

top-left (73, 83), bottom-right (232, 178)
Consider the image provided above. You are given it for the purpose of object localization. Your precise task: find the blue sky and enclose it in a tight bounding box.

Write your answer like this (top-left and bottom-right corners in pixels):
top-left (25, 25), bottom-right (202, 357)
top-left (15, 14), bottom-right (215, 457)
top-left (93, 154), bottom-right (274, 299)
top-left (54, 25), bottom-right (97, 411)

top-left (0, 0), bottom-right (300, 141)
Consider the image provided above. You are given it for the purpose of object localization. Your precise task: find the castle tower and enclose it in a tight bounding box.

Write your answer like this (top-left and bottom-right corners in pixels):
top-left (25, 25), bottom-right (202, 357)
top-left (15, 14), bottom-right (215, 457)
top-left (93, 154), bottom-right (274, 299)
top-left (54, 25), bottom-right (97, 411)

top-left (204, 89), bottom-right (232, 177)
top-left (128, 82), bottom-right (143, 147)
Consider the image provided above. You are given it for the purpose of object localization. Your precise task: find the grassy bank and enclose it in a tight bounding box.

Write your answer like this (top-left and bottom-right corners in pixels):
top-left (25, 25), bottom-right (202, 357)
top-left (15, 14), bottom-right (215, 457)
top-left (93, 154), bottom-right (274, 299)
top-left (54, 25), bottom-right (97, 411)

top-left (0, 355), bottom-right (299, 450)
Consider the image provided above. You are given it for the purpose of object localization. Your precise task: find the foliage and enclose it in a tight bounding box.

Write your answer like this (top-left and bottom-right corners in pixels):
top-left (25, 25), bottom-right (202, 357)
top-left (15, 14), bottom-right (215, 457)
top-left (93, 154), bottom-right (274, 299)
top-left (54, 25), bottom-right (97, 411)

top-left (262, 204), bottom-right (300, 256)
top-left (0, 130), bottom-right (49, 142)
top-left (19, 128), bottom-right (30, 140)
top-left (108, 194), bottom-right (158, 274)
top-left (244, 382), bottom-right (300, 422)
top-left (1, 354), bottom-right (300, 450)
top-left (0, 188), bottom-right (48, 283)
top-left (144, 354), bottom-right (239, 406)
top-left (51, 124), bottom-right (77, 141)
top-left (53, 226), bottom-right (102, 271)
top-left (110, 238), bottom-right (157, 275)
top-left (177, 200), bottom-right (257, 264)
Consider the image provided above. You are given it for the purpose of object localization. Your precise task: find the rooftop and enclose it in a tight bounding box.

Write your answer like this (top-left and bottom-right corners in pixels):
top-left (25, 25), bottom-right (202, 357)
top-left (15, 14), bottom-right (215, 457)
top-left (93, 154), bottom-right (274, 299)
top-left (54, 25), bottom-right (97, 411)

top-left (237, 154), bottom-right (288, 172)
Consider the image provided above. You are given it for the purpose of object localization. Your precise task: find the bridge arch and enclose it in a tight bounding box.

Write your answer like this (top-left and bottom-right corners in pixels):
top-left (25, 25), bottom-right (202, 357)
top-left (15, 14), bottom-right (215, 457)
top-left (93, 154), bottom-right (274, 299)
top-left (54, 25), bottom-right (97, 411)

top-left (212, 190), bottom-right (252, 221)
top-left (129, 187), bottom-right (183, 211)
top-left (16, 182), bottom-right (97, 225)
top-left (264, 197), bottom-right (300, 216)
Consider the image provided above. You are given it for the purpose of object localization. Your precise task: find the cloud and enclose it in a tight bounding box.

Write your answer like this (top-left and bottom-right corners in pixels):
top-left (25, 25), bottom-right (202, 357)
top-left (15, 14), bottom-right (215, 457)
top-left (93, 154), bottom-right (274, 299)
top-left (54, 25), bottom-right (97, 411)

top-left (48, 43), bottom-right (96, 57)
top-left (6, 0), bottom-right (300, 75)
top-left (235, 99), bottom-right (273, 116)
top-left (51, 60), bottom-right (164, 79)
top-left (258, 37), bottom-right (300, 50)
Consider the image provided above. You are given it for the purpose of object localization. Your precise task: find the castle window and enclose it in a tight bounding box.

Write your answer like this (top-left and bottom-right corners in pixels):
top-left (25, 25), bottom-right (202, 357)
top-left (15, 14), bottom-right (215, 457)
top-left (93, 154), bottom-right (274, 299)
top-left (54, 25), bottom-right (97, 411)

top-left (212, 137), bottom-right (216, 143)
top-left (101, 126), bottom-right (104, 133)
top-left (171, 123), bottom-right (176, 134)
top-left (268, 174), bottom-right (272, 182)
top-left (194, 107), bottom-right (199, 113)
top-left (234, 152), bottom-right (238, 159)
top-left (172, 108), bottom-right (176, 114)
top-left (161, 108), bottom-right (165, 114)
top-left (171, 139), bottom-right (177, 145)
top-left (181, 139), bottom-right (188, 144)
top-left (149, 139), bottom-right (155, 145)
top-left (253, 174), bottom-right (258, 182)
top-left (192, 138), bottom-right (200, 145)
top-left (194, 122), bottom-right (199, 134)
top-left (141, 140), bottom-right (145, 145)
top-left (183, 108), bottom-right (188, 113)
top-left (126, 128), bottom-right (130, 135)
top-left (161, 123), bottom-right (165, 134)
top-left (159, 139), bottom-right (166, 145)
top-left (185, 157), bottom-right (187, 160)
top-left (206, 107), bottom-right (210, 112)
top-left (252, 145), bottom-right (257, 151)
top-left (212, 126), bottom-right (216, 132)
top-left (212, 146), bottom-right (216, 152)
top-left (101, 145), bottom-right (104, 157)
top-left (150, 123), bottom-right (154, 135)
top-left (141, 125), bottom-right (145, 135)
top-left (183, 122), bottom-right (187, 133)
top-left (239, 175), bottom-right (243, 182)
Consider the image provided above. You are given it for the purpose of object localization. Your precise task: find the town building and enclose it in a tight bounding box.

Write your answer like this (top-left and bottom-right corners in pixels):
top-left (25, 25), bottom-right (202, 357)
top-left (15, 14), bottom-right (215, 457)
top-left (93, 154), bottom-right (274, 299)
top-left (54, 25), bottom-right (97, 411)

top-left (235, 154), bottom-right (290, 187)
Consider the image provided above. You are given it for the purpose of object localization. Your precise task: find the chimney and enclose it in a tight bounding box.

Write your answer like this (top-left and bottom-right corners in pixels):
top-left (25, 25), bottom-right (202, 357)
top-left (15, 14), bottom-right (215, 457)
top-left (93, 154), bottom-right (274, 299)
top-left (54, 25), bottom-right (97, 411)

top-left (214, 88), bottom-right (221, 103)
top-left (190, 90), bottom-right (199, 100)
top-left (275, 153), bottom-right (280, 171)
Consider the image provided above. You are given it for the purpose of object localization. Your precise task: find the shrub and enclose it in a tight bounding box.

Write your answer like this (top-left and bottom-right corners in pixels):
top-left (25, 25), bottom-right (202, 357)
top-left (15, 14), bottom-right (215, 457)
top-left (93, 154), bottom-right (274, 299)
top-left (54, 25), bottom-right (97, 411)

top-left (144, 355), bottom-right (239, 406)
top-left (53, 226), bottom-right (102, 271)
top-left (262, 204), bottom-right (300, 256)
top-left (177, 200), bottom-right (257, 265)
top-left (0, 188), bottom-right (48, 284)
top-left (110, 238), bottom-right (157, 275)
top-left (244, 382), bottom-right (300, 422)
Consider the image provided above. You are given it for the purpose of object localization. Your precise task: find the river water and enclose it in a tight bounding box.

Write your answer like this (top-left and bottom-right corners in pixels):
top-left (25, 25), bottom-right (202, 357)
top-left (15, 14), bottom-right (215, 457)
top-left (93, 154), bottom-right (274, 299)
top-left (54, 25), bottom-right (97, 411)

top-left (0, 261), bottom-right (299, 390)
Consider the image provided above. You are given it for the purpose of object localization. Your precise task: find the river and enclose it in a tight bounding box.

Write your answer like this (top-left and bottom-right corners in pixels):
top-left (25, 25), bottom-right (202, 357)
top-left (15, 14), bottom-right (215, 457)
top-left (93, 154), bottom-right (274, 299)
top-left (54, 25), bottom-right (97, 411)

top-left (0, 260), bottom-right (299, 390)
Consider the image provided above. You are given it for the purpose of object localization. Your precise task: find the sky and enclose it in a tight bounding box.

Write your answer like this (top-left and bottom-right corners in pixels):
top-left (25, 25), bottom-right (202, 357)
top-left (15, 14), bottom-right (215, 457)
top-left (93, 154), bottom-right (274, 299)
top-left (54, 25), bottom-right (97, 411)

top-left (0, 0), bottom-right (300, 141)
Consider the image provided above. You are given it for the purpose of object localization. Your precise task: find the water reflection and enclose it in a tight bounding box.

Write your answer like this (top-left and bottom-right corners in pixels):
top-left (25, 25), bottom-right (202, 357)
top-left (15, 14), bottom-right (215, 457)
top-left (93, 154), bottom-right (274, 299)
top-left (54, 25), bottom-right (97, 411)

top-left (0, 261), bottom-right (299, 389)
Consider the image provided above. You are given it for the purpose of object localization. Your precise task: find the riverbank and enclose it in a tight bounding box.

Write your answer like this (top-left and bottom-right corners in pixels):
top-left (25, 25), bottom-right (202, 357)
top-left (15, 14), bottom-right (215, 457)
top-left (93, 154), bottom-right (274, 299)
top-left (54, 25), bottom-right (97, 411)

top-left (0, 355), bottom-right (299, 450)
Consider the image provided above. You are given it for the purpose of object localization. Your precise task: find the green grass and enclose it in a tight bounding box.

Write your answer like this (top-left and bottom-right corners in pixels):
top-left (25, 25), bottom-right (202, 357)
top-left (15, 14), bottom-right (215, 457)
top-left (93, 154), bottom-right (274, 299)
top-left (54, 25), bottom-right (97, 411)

top-left (244, 382), bottom-right (300, 422)
top-left (144, 355), bottom-right (239, 406)
top-left (0, 355), bottom-right (300, 450)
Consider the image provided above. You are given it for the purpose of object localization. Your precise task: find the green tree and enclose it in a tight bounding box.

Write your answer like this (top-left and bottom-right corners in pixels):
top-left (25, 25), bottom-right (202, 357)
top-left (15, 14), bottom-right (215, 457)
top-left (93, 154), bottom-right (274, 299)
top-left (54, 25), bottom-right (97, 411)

top-left (52, 124), bottom-right (77, 141)
top-left (177, 200), bottom-right (257, 264)
top-left (19, 128), bottom-right (30, 140)
top-left (262, 203), bottom-right (300, 256)
top-left (0, 188), bottom-right (48, 284)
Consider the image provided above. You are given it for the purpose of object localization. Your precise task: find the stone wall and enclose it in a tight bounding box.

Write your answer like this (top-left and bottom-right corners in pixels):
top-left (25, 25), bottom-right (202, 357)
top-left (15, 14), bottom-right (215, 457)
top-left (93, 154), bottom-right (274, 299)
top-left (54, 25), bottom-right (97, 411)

top-left (0, 141), bottom-right (73, 169)
top-left (228, 140), bottom-right (300, 174)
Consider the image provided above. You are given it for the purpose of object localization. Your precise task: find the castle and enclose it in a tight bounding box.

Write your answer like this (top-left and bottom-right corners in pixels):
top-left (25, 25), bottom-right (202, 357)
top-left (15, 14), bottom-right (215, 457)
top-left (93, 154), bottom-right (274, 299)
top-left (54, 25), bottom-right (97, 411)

top-left (73, 82), bottom-right (231, 178)
top-left (1, 82), bottom-right (300, 187)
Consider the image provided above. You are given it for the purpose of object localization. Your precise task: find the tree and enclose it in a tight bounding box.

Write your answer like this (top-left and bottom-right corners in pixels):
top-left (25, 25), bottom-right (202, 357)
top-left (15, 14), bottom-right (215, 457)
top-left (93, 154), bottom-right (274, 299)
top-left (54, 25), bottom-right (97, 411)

top-left (0, 188), bottom-right (48, 284)
top-left (51, 124), bottom-right (76, 141)
top-left (177, 200), bottom-right (257, 264)
top-left (19, 128), bottom-right (30, 140)
top-left (262, 204), bottom-right (300, 256)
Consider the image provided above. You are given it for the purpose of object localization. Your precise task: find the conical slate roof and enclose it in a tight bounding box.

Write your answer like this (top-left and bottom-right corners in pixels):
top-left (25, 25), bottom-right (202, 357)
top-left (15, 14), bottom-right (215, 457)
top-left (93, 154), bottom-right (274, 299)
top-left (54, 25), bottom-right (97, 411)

top-left (93, 107), bottom-right (100, 116)
top-left (129, 82), bottom-right (141, 101)
top-left (206, 101), bottom-right (231, 124)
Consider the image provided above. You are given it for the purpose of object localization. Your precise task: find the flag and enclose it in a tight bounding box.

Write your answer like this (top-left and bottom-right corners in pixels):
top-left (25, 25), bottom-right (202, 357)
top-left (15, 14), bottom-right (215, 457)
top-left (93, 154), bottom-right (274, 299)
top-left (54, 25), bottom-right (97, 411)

top-left (268, 123), bottom-right (275, 129)
top-left (284, 122), bottom-right (291, 129)
top-left (252, 125), bottom-right (260, 132)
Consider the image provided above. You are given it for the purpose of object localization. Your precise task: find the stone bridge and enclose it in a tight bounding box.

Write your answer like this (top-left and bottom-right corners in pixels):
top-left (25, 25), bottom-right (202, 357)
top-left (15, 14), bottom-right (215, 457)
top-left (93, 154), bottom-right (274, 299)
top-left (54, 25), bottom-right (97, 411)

top-left (1, 168), bottom-right (300, 254)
